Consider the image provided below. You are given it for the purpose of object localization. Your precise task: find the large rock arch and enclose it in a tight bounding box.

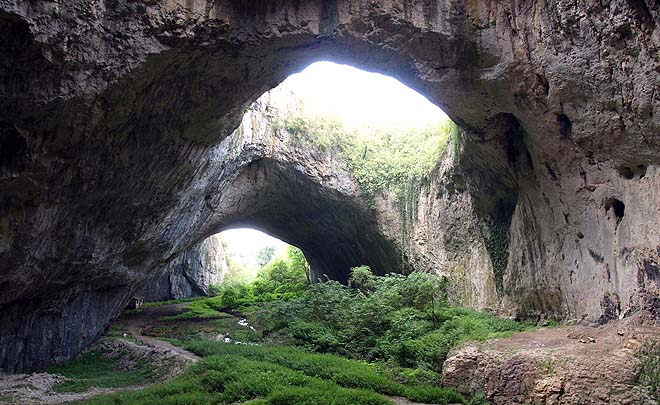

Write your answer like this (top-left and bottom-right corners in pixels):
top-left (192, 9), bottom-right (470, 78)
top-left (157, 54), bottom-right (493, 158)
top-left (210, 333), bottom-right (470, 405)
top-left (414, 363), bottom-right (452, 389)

top-left (0, 0), bottom-right (658, 371)
top-left (171, 94), bottom-right (411, 283)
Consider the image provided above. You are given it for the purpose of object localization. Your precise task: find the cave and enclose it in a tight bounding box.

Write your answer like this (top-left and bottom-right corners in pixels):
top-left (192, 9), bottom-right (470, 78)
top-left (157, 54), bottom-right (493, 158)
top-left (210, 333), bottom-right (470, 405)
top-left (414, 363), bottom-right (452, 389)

top-left (604, 197), bottom-right (625, 227)
top-left (1, 1), bottom-right (659, 373)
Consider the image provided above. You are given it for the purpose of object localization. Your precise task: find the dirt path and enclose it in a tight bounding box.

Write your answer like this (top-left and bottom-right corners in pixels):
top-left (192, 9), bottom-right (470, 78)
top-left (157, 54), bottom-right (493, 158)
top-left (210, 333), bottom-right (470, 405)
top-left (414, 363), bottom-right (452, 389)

top-left (121, 303), bottom-right (201, 362)
top-left (0, 303), bottom-right (200, 405)
top-left (0, 337), bottom-right (190, 404)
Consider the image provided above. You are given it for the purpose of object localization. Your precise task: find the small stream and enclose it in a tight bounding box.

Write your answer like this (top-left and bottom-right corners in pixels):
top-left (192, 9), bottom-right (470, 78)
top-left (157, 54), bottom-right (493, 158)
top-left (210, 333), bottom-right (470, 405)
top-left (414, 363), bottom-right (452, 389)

top-left (215, 317), bottom-right (261, 346)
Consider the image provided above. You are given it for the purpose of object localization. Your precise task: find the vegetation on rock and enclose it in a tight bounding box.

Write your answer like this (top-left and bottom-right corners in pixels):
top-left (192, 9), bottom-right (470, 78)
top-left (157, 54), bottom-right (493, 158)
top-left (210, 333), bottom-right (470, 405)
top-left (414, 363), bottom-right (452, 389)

top-left (277, 113), bottom-right (457, 210)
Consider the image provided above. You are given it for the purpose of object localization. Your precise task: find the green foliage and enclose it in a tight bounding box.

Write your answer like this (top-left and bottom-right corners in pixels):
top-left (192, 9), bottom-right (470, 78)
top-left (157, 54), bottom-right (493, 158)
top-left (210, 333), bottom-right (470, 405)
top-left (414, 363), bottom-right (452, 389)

top-left (349, 265), bottom-right (377, 294)
top-left (280, 113), bottom-right (344, 155)
top-left (278, 113), bottom-right (457, 212)
top-left (256, 267), bottom-right (527, 373)
top-left (86, 262), bottom-right (528, 405)
top-left (84, 342), bottom-right (466, 404)
top-left (185, 342), bottom-right (467, 404)
top-left (287, 245), bottom-right (311, 281)
top-left (469, 392), bottom-right (490, 405)
top-left (638, 341), bottom-right (660, 401)
top-left (222, 251), bottom-right (256, 285)
top-left (257, 246), bottom-right (276, 267)
top-left (172, 247), bottom-right (310, 319)
top-left (394, 307), bottom-right (524, 371)
top-left (47, 349), bottom-right (159, 393)
top-left (252, 246), bottom-right (310, 300)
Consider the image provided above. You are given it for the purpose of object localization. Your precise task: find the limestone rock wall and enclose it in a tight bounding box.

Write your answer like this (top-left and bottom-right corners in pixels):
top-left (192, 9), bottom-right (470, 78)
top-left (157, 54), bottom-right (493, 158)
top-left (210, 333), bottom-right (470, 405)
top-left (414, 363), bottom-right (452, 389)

top-left (139, 234), bottom-right (228, 302)
top-left (1, 0), bottom-right (659, 371)
top-left (377, 140), bottom-right (502, 312)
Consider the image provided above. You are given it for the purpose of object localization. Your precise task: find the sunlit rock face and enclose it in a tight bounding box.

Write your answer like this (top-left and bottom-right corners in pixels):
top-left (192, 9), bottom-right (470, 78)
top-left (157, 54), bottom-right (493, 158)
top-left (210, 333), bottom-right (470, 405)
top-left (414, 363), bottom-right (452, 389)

top-left (182, 91), bottom-right (408, 284)
top-left (1, 0), bottom-right (659, 371)
top-left (139, 234), bottom-right (228, 301)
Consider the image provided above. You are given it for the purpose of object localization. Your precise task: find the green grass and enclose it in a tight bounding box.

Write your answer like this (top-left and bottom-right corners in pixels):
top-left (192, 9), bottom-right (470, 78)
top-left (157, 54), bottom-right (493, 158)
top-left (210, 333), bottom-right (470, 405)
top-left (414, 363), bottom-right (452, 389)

top-left (82, 342), bottom-right (466, 404)
top-left (638, 340), bottom-right (660, 401)
top-left (161, 299), bottom-right (225, 320)
top-left (47, 349), bottom-right (159, 393)
top-left (142, 297), bottom-right (202, 308)
top-left (104, 320), bottom-right (144, 345)
top-left (84, 268), bottom-right (535, 404)
top-left (185, 341), bottom-right (466, 403)
top-left (142, 313), bottom-right (263, 344)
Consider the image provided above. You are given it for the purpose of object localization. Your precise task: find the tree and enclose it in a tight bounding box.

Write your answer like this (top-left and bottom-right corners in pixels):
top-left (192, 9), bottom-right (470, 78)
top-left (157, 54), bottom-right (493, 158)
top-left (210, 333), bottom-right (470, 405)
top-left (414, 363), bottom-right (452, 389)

top-left (257, 246), bottom-right (276, 267)
top-left (348, 265), bottom-right (376, 294)
top-left (287, 246), bottom-right (311, 282)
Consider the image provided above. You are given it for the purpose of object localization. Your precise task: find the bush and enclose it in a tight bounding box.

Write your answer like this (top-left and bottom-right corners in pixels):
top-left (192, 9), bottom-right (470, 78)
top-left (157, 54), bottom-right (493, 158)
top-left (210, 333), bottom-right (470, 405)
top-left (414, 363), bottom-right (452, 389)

top-left (287, 320), bottom-right (342, 352)
top-left (637, 341), bottom-right (660, 401)
top-left (256, 267), bottom-right (528, 373)
top-left (349, 265), bottom-right (377, 293)
top-left (87, 343), bottom-right (467, 404)
top-left (172, 247), bottom-right (310, 319)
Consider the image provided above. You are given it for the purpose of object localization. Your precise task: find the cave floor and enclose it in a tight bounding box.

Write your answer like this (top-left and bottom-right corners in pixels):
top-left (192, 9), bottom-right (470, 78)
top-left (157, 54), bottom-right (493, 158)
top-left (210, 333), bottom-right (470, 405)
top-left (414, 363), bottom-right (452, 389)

top-left (120, 303), bottom-right (201, 363)
top-left (0, 303), bottom-right (201, 404)
top-left (0, 337), bottom-right (190, 404)
top-left (2, 304), bottom-right (659, 404)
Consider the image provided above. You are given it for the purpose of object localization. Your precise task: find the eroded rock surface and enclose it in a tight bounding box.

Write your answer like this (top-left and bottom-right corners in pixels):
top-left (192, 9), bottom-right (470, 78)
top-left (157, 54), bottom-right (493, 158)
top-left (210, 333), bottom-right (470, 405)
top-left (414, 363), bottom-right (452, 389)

top-left (441, 314), bottom-right (660, 404)
top-left (138, 234), bottom-right (228, 301)
top-left (1, 0), bottom-right (659, 371)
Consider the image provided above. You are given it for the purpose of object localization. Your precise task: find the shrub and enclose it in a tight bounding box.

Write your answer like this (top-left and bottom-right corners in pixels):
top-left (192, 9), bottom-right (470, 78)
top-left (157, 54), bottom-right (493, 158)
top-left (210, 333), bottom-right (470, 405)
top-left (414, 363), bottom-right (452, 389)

top-left (172, 247), bottom-right (310, 319)
top-left (349, 265), bottom-right (377, 293)
top-left (256, 268), bottom-right (528, 373)
top-left (87, 343), bottom-right (467, 404)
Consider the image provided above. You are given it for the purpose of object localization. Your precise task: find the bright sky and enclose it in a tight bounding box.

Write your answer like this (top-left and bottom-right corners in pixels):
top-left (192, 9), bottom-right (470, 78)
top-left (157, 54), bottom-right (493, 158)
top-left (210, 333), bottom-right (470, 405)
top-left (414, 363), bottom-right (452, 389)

top-left (280, 61), bottom-right (448, 129)
top-left (220, 228), bottom-right (289, 270)
top-left (220, 62), bottom-right (446, 265)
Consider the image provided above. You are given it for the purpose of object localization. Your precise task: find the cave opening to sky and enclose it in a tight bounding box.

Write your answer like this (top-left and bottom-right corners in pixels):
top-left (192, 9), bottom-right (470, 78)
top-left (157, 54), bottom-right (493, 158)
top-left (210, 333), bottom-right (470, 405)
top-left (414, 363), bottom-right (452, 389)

top-left (216, 61), bottom-right (449, 282)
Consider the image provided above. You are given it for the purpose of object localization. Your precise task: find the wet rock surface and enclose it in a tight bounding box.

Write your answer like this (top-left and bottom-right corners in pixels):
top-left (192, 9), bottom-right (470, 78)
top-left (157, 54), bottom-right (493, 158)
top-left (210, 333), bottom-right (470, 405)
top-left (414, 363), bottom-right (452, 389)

top-left (0, 0), bottom-right (659, 371)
